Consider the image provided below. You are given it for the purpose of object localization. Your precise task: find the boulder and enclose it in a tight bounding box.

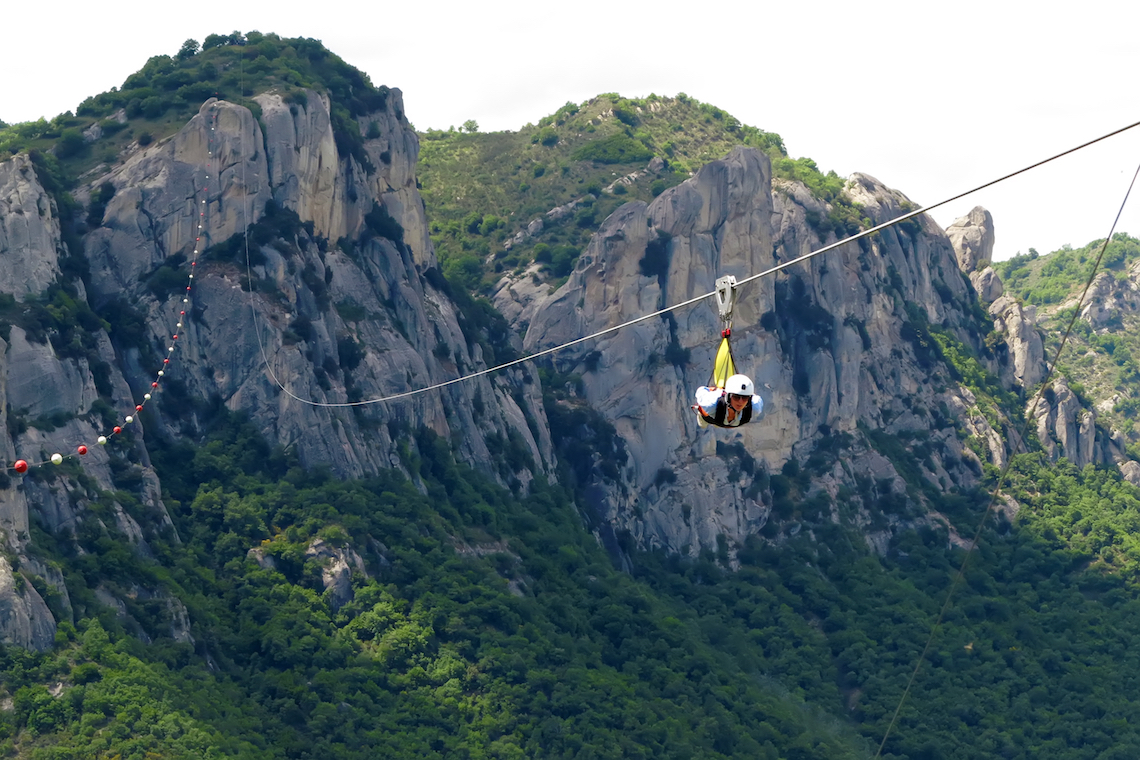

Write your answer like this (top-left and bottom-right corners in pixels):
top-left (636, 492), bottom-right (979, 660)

top-left (970, 266), bottom-right (1004, 304)
top-left (306, 538), bottom-right (367, 611)
top-left (946, 206), bottom-right (995, 273)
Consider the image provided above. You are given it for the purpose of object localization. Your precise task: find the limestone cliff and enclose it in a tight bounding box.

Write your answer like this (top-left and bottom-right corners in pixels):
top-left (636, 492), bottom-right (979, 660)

top-left (0, 89), bottom-right (553, 647)
top-left (76, 91), bottom-right (552, 482)
top-left (523, 147), bottom-right (989, 557)
top-left (0, 154), bottom-right (61, 298)
top-left (986, 295), bottom-right (1046, 389)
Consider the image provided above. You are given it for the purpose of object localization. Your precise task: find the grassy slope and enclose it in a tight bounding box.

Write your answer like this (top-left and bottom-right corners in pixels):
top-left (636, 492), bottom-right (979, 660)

top-left (418, 94), bottom-right (862, 293)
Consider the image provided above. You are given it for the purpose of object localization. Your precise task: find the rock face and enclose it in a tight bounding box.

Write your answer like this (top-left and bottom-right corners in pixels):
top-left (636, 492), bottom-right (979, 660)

top-left (524, 148), bottom-right (983, 556)
top-left (0, 555), bottom-right (56, 651)
top-left (947, 206), bottom-right (995, 272)
top-left (76, 92), bottom-right (553, 483)
top-left (948, 206), bottom-right (1003, 304)
top-left (988, 295), bottom-right (1046, 389)
top-left (0, 154), bottom-right (62, 298)
top-left (1078, 268), bottom-right (1140, 328)
top-left (0, 88), bottom-right (554, 649)
top-left (972, 267), bottom-right (1004, 304)
top-left (1030, 377), bottom-right (1099, 466)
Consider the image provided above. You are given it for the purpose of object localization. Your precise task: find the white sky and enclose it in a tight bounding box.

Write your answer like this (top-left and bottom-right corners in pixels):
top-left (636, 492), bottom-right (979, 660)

top-left (5, 0), bottom-right (1139, 262)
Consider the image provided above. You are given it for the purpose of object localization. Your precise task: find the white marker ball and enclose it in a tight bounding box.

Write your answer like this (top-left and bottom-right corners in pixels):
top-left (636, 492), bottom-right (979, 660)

top-left (51, 453), bottom-right (63, 465)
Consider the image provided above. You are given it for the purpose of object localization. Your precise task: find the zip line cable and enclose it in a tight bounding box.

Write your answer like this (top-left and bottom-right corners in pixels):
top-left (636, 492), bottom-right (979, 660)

top-left (242, 116), bottom-right (1140, 409)
top-left (872, 157), bottom-right (1140, 759)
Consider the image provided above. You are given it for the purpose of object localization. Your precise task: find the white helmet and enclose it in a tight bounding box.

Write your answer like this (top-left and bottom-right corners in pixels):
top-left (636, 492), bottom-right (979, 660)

top-left (726, 374), bottom-right (754, 396)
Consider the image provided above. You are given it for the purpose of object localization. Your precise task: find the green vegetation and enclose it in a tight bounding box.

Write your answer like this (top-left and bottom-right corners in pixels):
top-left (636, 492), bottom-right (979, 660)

top-left (1, 412), bottom-right (872, 759)
top-left (995, 235), bottom-right (1140, 306)
top-left (418, 93), bottom-right (860, 296)
top-left (0, 32), bottom-right (389, 186)
top-left (996, 234), bottom-right (1140, 443)
top-left (571, 133), bottom-right (654, 164)
top-left (644, 452), bottom-right (1140, 760)
top-left (10, 393), bottom-right (1140, 758)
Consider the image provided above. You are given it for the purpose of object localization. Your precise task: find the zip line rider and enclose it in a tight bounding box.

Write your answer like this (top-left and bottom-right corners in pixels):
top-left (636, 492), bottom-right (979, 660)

top-left (693, 374), bottom-right (762, 428)
top-left (689, 275), bottom-right (763, 429)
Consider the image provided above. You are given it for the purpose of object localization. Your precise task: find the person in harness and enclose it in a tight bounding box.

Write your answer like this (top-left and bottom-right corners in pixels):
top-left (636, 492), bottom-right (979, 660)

top-left (692, 374), bottom-right (763, 428)
top-left (688, 274), bottom-right (763, 429)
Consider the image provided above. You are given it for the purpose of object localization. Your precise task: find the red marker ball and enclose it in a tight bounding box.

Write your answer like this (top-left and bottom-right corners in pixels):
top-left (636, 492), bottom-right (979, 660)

top-left (172, 334), bottom-right (178, 340)
top-left (152, 382), bottom-right (158, 388)
top-left (14, 460), bottom-right (28, 474)
top-left (113, 426), bottom-right (122, 435)
top-left (77, 446), bottom-right (88, 456)
top-left (135, 405), bottom-right (143, 412)
top-left (163, 359), bottom-right (170, 364)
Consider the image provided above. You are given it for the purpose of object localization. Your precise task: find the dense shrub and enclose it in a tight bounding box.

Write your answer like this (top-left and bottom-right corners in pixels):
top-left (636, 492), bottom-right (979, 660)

top-left (363, 203), bottom-right (404, 245)
top-left (639, 230), bottom-right (671, 284)
top-left (571, 134), bottom-right (653, 165)
top-left (86, 182), bottom-right (116, 228)
top-left (55, 129), bottom-right (86, 159)
top-left (537, 127), bottom-right (558, 146)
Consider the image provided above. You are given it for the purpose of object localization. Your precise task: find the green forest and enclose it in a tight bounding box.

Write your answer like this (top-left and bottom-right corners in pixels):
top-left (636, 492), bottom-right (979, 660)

top-left (9, 393), bottom-right (1140, 758)
top-left (4, 31), bottom-right (1140, 760)
top-left (9, 396), bottom-right (1140, 758)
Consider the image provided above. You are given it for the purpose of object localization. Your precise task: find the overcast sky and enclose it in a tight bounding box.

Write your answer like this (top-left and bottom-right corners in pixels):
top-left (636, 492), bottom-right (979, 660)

top-left (5, 0), bottom-right (1139, 262)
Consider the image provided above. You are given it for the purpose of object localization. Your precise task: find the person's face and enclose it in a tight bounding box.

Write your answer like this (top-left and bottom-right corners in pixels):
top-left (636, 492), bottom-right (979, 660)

top-left (728, 393), bottom-right (749, 410)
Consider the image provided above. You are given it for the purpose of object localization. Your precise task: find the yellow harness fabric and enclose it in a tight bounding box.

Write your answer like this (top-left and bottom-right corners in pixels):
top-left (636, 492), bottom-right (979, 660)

top-left (711, 336), bottom-right (736, 390)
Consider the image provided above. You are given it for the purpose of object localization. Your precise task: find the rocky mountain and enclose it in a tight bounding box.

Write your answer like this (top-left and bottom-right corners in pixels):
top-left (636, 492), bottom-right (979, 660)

top-left (0, 87), bottom-right (554, 650)
top-left (511, 150), bottom-right (1139, 559)
top-left (3, 61), bottom-right (1133, 656)
top-left (9, 32), bottom-right (1140, 760)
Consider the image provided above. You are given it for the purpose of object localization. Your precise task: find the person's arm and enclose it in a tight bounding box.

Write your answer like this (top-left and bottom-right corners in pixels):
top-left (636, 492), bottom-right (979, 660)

top-left (694, 386), bottom-right (724, 415)
top-left (751, 394), bottom-right (763, 415)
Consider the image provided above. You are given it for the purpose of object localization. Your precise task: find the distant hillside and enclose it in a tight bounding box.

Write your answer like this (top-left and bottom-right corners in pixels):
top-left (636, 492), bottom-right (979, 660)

top-left (995, 234), bottom-right (1140, 449)
top-left (418, 94), bottom-right (864, 293)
